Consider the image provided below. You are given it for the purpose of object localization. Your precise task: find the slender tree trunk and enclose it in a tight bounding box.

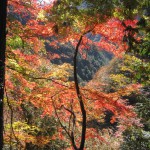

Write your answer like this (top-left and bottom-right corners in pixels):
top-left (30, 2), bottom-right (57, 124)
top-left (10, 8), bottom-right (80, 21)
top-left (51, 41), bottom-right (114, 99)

top-left (0, 0), bottom-right (7, 149)
top-left (73, 36), bottom-right (86, 150)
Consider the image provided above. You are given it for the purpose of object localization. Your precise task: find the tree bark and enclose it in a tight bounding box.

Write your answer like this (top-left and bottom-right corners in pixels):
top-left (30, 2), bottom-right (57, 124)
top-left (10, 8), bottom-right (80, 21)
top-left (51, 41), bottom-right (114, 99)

top-left (0, 0), bottom-right (7, 149)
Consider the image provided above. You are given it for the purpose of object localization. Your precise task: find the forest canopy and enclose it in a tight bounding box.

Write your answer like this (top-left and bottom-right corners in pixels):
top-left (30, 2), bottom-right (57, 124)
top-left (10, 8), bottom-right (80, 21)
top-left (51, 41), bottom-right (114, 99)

top-left (0, 0), bottom-right (149, 149)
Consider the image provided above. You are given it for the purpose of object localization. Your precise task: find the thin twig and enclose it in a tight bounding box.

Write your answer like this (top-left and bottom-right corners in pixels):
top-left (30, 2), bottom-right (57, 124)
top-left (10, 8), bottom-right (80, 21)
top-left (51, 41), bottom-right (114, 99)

top-left (6, 65), bottom-right (70, 88)
top-left (5, 87), bottom-right (24, 149)
top-left (51, 97), bottom-right (71, 139)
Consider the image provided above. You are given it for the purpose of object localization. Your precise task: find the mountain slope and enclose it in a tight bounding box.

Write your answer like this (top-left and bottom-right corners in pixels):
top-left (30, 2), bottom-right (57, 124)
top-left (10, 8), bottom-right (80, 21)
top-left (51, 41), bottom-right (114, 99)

top-left (46, 43), bottom-right (113, 83)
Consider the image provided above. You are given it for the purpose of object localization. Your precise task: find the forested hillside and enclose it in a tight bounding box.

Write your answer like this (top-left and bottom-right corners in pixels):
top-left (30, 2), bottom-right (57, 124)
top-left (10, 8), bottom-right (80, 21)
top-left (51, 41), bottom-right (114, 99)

top-left (46, 43), bottom-right (112, 83)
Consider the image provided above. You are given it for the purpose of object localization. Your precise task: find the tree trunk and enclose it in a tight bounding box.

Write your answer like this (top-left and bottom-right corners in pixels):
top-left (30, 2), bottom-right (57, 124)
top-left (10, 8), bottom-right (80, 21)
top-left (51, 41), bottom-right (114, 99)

top-left (0, 0), bottom-right (7, 149)
top-left (73, 36), bottom-right (86, 150)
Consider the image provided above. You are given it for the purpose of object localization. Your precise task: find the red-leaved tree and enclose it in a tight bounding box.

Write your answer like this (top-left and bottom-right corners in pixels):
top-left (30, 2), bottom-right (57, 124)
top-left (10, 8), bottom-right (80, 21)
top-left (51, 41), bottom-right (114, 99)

top-left (4, 0), bottom-right (144, 149)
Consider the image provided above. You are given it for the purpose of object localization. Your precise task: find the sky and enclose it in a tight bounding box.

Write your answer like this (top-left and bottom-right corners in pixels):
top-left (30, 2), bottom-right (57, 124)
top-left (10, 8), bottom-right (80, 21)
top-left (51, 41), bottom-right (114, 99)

top-left (38, 0), bottom-right (54, 4)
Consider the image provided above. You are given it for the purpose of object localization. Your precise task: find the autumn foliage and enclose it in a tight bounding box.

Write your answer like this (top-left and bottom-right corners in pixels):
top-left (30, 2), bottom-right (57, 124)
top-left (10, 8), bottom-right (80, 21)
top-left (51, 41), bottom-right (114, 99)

top-left (3, 0), bottom-right (149, 149)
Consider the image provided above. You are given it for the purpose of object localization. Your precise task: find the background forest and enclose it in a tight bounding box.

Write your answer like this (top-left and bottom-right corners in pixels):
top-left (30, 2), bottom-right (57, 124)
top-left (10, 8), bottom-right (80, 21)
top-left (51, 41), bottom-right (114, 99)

top-left (0, 0), bottom-right (150, 150)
